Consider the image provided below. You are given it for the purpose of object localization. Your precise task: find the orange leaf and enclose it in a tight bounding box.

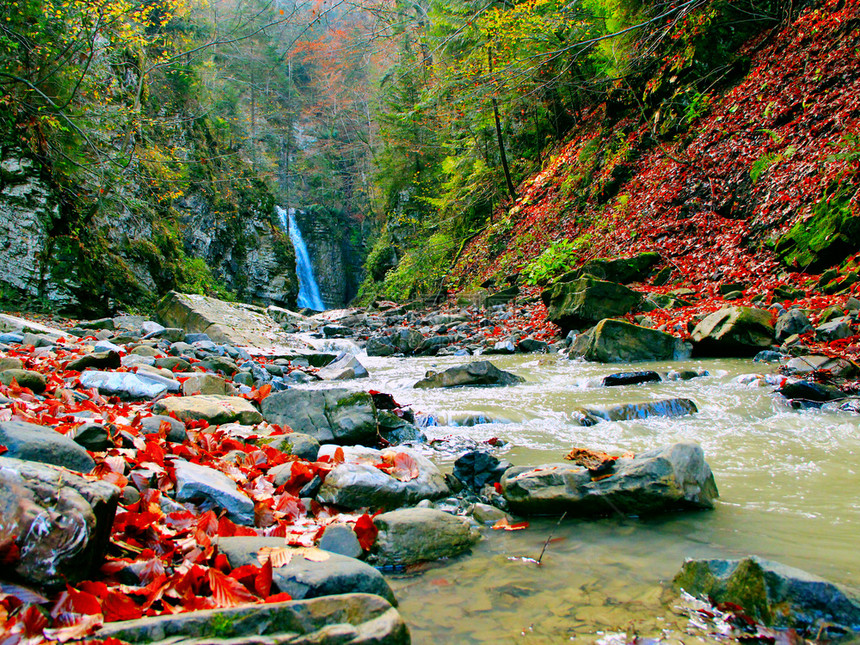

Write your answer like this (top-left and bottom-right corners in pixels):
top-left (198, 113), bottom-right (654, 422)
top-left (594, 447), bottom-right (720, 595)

top-left (257, 547), bottom-right (293, 568)
top-left (390, 452), bottom-right (420, 482)
top-left (207, 568), bottom-right (257, 607)
top-left (299, 548), bottom-right (330, 562)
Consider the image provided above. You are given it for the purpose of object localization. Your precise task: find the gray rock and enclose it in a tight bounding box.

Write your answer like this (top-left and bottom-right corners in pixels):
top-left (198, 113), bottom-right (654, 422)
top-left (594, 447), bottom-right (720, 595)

top-left (173, 460), bottom-right (255, 525)
top-left (0, 456), bottom-right (119, 588)
top-left (542, 276), bottom-right (643, 333)
top-left (262, 389), bottom-right (376, 444)
top-left (391, 327), bottom-right (425, 354)
top-left (372, 508), bottom-right (480, 566)
top-left (485, 285), bottom-right (519, 307)
top-left (501, 442), bottom-right (718, 515)
top-left (94, 340), bottom-right (124, 353)
top-left (602, 371), bottom-right (661, 387)
top-left (0, 420), bottom-right (95, 472)
top-left (782, 355), bottom-right (857, 378)
top-left (517, 338), bottom-right (549, 353)
top-left (674, 556), bottom-right (860, 632)
top-left (775, 309), bottom-right (813, 341)
top-left (376, 410), bottom-right (424, 444)
top-left (215, 536), bottom-right (395, 604)
top-left (367, 336), bottom-right (397, 356)
top-left (153, 394), bottom-right (263, 425)
top-left (565, 253), bottom-right (661, 285)
top-left (571, 319), bottom-right (690, 363)
top-left (78, 371), bottom-right (168, 399)
top-left (816, 319), bottom-right (852, 341)
top-left (259, 432), bottom-right (321, 461)
top-left (319, 523), bottom-right (364, 559)
top-left (316, 353), bottom-right (369, 380)
top-left (181, 373), bottom-right (234, 396)
top-left (65, 350), bottom-right (122, 372)
top-left (0, 369), bottom-right (46, 393)
top-left (415, 334), bottom-right (453, 356)
top-left (487, 339), bottom-right (516, 354)
top-left (691, 306), bottom-right (775, 357)
top-left (140, 415), bottom-right (187, 443)
top-left (576, 398), bottom-right (698, 424)
top-left (470, 503), bottom-right (510, 525)
top-left (414, 360), bottom-right (524, 389)
top-left (70, 422), bottom-right (112, 451)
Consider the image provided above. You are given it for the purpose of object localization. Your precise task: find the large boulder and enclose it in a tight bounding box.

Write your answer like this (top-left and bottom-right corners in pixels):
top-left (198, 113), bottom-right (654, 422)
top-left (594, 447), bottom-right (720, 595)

top-left (0, 456), bottom-right (120, 588)
top-left (96, 593), bottom-right (410, 645)
top-left (413, 360), bottom-right (524, 389)
top-left (215, 536), bottom-right (396, 604)
top-left (570, 319), bottom-right (691, 362)
top-left (691, 306), bottom-right (775, 357)
top-left (153, 394), bottom-right (263, 426)
top-left (262, 389), bottom-right (377, 444)
top-left (674, 556), bottom-right (860, 632)
top-left (542, 277), bottom-right (643, 333)
top-left (501, 442), bottom-right (718, 516)
top-left (316, 445), bottom-right (450, 510)
top-left (372, 508), bottom-right (480, 566)
top-left (563, 252), bottom-right (661, 285)
top-left (0, 420), bottom-right (95, 473)
top-left (775, 309), bottom-right (813, 341)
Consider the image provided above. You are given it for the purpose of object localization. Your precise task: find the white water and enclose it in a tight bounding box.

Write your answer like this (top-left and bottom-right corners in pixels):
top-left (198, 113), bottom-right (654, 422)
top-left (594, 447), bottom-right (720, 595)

top-left (276, 205), bottom-right (325, 311)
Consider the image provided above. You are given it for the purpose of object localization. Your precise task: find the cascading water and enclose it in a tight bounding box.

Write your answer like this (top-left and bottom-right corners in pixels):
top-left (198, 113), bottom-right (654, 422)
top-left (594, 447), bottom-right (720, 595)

top-left (276, 205), bottom-right (325, 311)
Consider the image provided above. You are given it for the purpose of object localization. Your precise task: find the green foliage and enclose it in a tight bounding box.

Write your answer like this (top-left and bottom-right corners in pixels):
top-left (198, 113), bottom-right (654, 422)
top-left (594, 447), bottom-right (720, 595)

top-left (374, 232), bottom-right (455, 302)
top-left (177, 257), bottom-right (234, 301)
top-left (522, 237), bottom-right (589, 285)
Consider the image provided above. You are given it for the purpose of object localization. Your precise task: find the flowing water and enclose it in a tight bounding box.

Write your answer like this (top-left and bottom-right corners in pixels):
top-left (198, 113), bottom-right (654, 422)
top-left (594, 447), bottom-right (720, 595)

top-left (299, 351), bottom-right (860, 643)
top-left (276, 206), bottom-right (325, 311)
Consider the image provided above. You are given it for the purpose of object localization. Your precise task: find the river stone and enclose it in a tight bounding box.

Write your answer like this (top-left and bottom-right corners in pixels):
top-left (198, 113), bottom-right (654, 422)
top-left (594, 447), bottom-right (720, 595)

top-left (153, 394), bottom-right (263, 425)
top-left (318, 523), bottom-right (364, 559)
top-left (0, 456), bottom-right (119, 588)
top-left (173, 460), bottom-right (254, 525)
top-left (775, 309), bottom-right (813, 341)
top-left (415, 334), bottom-right (454, 356)
top-left (777, 380), bottom-right (844, 402)
top-left (453, 451), bottom-right (511, 490)
top-left (602, 371), bottom-right (661, 387)
top-left (372, 508), bottom-right (480, 566)
top-left (316, 445), bottom-right (450, 510)
top-left (570, 319), bottom-right (690, 363)
top-left (258, 432), bottom-right (321, 461)
top-left (501, 442), bottom-right (718, 516)
top-left (542, 276), bottom-right (643, 333)
top-left (367, 336), bottom-right (397, 356)
top-left (79, 370), bottom-right (169, 399)
top-left (517, 338), bottom-right (550, 353)
top-left (413, 360), bottom-right (524, 389)
top-left (262, 389), bottom-right (376, 444)
top-left (691, 306), bottom-right (775, 357)
top-left (674, 556), bottom-right (860, 632)
top-left (816, 319), bottom-right (852, 341)
top-left (65, 350), bottom-right (122, 372)
top-left (70, 422), bottom-right (112, 451)
top-left (96, 593), bottom-right (409, 645)
top-left (0, 368), bottom-right (47, 393)
top-left (140, 414), bottom-right (187, 443)
top-left (0, 357), bottom-right (23, 371)
top-left (215, 536), bottom-right (396, 604)
top-left (376, 410), bottom-right (424, 444)
top-left (181, 373), bottom-right (234, 396)
top-left (782, 354), bottom-right (857, 378)
top-left (576, 398), bottom-right (698, 424)
top-left (0, 420), bottom-right (95, 472)
top-left (316, 353), bottom-right (369, 380)
top-left (391, 328), bottom-right (425, 354)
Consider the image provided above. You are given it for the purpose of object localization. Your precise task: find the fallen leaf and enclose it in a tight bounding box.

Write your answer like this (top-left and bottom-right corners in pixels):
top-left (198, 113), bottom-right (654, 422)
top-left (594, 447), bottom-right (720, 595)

top-left (299, 548), bottom-right (330, 562)
top-left (207, 569), bottom-right (257, 607)
top-left (353, 514), bottom-right (377, 551)
top-left (256, 547), bottom-right (292, 568)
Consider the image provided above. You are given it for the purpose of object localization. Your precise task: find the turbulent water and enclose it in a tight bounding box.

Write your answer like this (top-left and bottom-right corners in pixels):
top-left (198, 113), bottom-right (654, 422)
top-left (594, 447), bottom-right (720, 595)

top-left (297, 351), bottom-right (860, 643)
top-left (277, 206), bottom-right (325, 311)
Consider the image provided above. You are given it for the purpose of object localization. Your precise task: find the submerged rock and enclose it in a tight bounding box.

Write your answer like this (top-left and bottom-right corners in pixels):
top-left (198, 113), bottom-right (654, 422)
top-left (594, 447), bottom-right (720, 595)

top-left (372, 508), bottom-right (480, 566)
top-left (413, 360), bottom-right (524, 388)
top-left (576, 398), bottom-right (698, 424)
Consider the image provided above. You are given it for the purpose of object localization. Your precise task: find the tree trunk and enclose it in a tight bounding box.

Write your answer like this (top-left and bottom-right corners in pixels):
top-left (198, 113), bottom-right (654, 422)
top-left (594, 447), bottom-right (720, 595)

top-left (488, 47), bottom-right (516, 202)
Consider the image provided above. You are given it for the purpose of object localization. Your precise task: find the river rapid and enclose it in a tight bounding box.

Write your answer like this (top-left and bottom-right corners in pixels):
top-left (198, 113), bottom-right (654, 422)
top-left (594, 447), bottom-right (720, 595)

top-left (298, 349), bottom-right (860, 644)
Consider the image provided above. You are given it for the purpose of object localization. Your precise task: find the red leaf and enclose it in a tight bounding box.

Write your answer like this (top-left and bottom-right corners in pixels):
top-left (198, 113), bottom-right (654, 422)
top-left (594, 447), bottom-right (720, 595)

top-left (51, 586), bottom-right (103, 618)
top-left (389, 452), bottom-right (420, 482)
top-left (207, 569), bottom-right (257, 607)
top-left (18, 605), bottom-right (48, 637)
top-left (332, 447), bottom-right (345, 464)
top-left (353, 514), bottom-right (378, 551)
top-left (0, 444), bottom-right (7, 456)
top-left (264, 592), bottom-right (292, 603)
top-left (255, 559), bottom-right (273, 598)
top-left (0, 536), bottom-right (20, 565)
top-left (102, 591), bottom-right (142, 622)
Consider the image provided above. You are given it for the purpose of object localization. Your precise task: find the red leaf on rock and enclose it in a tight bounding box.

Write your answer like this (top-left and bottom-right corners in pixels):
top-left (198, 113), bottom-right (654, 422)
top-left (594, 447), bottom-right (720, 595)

top-left (207, 569), bottom-right (257, 607)
top-left (255, 559), bottom-right (272, 598)
top-left (332, 447), bottom-right (345, 464)
top-left (353, 514), bottom-right (378, 551)
top-left (389, 452), bottom-right (420, 482)
top-left (0, 445), bottom-right (7, 456)
top-left (264, 592), bottom-right (292, 603)
top-left (102, 591), bottom-right (142, 622)
top-left (51, 586), bottom-right (103, 618)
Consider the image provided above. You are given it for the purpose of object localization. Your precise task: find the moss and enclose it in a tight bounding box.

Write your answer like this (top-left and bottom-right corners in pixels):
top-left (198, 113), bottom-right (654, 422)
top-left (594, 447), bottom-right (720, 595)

top-left (725, 558), bottom-right (772, 625)
top-left (207, 612), bottom-right (236, 638)
top-left (334, 391), bottom-right (373, 409)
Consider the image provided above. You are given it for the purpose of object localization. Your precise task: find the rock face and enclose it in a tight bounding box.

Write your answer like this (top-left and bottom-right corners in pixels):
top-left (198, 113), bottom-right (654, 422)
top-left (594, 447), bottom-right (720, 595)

top-left (674, 556), bottom-right (860, 632)
top-left (96, 593), bottom-right (410, 645)
top-left (542, 277), bottom-right (643, 332)
top-left (413, 361), bottom-right (524, 388)
top-left (153, 394), bottom-right (263, 426)
top-left (372, 508), bottom-right (480, 566)
top-left (0, 420), bottom-right (95, 473)
top-left (262, 389), bottom-right (378, 444)
top-left (571, 319), bottom-right (690, 362)
top-left (501, 442), bottom-right (718, 515)
top-left (0, 456), bottom-right (120, 588)
top-left (691, 306), bottom-right (775, 356)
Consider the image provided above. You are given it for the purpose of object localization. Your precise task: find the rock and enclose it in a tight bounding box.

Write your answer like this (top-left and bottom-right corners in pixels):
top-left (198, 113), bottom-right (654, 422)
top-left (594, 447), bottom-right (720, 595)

top-left (140, 415), bottom-right (187, 443)
top-left (517, 338), bottom-right (549, 353)
top-left (777, 380), bottom-right (844, 402)
top-left (576, 398), bottom-right (698, 423)
top-left (78, 371), bottom-right (169, 399)
top-left (65, 350), bottom-right (122, 371)
top-left (198, 355), bottom-right (240, 375)
top-left (816, 319), bottom-right (852, 341)
top-left (415, 334), bottom-right (453, 356)
top-left (470, 503), bottom-right (510, 525)
top-left (316, 445), bottom-right (449, 510)
top-left (674, 556), bottom-right (860, 632)
top-left (691, 306), bottom-right (775, 356)
top-left (0, 368), bottom-right (47, 393)
top-left (782, 355), bottom-right (857, 378)
top-left (565, 253), bottom-right (662, 285)
top-left (502, 442), bottom-right (717, 515)
top-left (0, 420), bottom-right (95, 472)
top-left (181, 373), bottom-right (234, 396)
top-left (316, 353), bottom-right (369, 380)
top-left (323, 324), bottom-right (352, 338)
top-left (372, 508), bottom-right (480, 566)
top-left (153, 395), bottom-right (264, 425)
top-left (571, 319), bottom-right (691, 363)
top-left (70, 422), bottom-right (112, 451)
top-left (542, 277), bottom-right (643, 333)
top-left (485, 285), bottom-right (519, 307)
top-left (414, 360), bottom-right (524, 388)
top-left (0, 357), bottom-right (23, 371)
top-left (753, 350), bottom-right (786, 363)
top-left (453, 451), bottom-right (511, 490)
top-left (602, 371), bottom-right (661, 387)
top-left (0, 456), bottom-right (119, 588)
top-left (173, 460), bottom-right (255, 525)
top-left (96, 593), bottom-right (409, 645)
top-left (318, 523), bottom-right (364, 559)
top-left (775, 309), bottom-right (813, 341)
top-left (390, 328), bottom-right (425, 354)
top-left (258, 432), bottom-right (321, 461)
top-left (262, 389), bottom-right (376, 444)
top-left (215, 536), bottom-right (396, 603)
top-left (376, 410), bottom-right (423, 444)
top-left (367, 336), bottom-right (397, 356)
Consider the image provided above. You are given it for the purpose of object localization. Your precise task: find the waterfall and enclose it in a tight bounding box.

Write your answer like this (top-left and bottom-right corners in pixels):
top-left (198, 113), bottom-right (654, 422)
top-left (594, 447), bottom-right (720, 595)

top-left (276, 206), bottom-right (325, 311)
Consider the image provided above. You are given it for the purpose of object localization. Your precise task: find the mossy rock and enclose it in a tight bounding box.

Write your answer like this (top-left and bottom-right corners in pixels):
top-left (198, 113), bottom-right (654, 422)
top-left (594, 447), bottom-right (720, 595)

top-left (560, 252), bottom-right (662, 285)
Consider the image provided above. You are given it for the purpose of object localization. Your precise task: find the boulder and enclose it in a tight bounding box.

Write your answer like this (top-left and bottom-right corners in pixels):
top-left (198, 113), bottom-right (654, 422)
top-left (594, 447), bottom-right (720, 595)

top-left (415, 335), bottom-right (453, 356)
top-left (775, 309), bottom-right (812, 341)
top-left (140, 415), bottom-right (187, 443)
top-left (576, 398), bottom-right (698, 424)
top-left (215, 536), bottom-right (396, 604)
top-left (316, 353), bottom-right (369, 380)
top-left (570, 319), bottom-right (690, 362)
top-left (485, 285), bottom-right (519, 307)
top-left (0, 420), bottom-right (95, 472)
top-left (390, 328), bottom-right (425, 354)
top-left (501, 442), bottom-right (718, 515)
top-left (0, 368), bottom-right (47, 393)
top-left (96, 594), bottom-right (409, 645)
top-left (372, 508), bottom-right (480, 566)
top-left (153, 395), bottom-right (263, 426)
top-left (0, 456), bottom-right (119, 588)
top-left (453, 451), bottom-right (511, 490)
top-left (258, 432), bottom-right (321, 461)
top-left (816, 319), bottom-right (852, 341)
top-left (691, 306), bottom-right (774, 357)
top-left (65, 350), bottom-right (123, 372)
top-left (173, 460), bottom-right (255, 525)
top-left (414, 360), bottom-right (524, 389)
top-left (674, 556), bottom-right (860, 632)
top-left (367, 336), bottom-right (397, 356)
top-left (376, 410), bottom-right (424, 444)
top-left (316, 445), bottom-right (449, 510)
top-left (78, 371), bottom-right (169, 399)
top-left (181, 373), bottom-right (234, 396)
top-left (563, 252), bottom-right (661, 285)
top-left (777, 380), bottom-right (844, 403)
top-left (782, 355), bottom-right (857, 378)
top-left (517, 338), bottom-right (550, 353)
top-left (602, 371), bottom-right (661, 387)
top-left (262, 389), bottom-right (377, 444)
top-left (318, 523), bottom-right (364, 559)
top-left (542, 276), bottom-right (643, 333)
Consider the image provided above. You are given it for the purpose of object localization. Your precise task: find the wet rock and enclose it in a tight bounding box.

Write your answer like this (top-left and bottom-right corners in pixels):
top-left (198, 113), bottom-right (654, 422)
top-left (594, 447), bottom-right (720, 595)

top-left (415, 334), bottom-right (453, 356)
top-left (96, 593), bottom-right (409, 645)
top-left (602, 370), bottom-right (661, 387)
top-left (316, 353), bottom-right (369, 380)
top-left (173, 460), bottom-right (254, 525)
top-left (262, 389), bottom-right (376, 444)
top-left (577, 398), bottom-right (698, 423)
top-left (216, 536), bottom-right (396, 604)
top-left (674, 556), bottom-right (860, 632)
top-left (367, 336), bottom-right (397, 356)
top-left (372, 508), bottom-right (480, 566)
top-left (258, 432), bottom-right (321, 461)
top-left (79, 370), bottom-right (169, 399)
top-left (470, 503), bottom-right (511, 525)
top-left (140, 415), bottom-right (187, 443)
top-left (777, 380), bottom-right (844, 402)
top-left (691, 306), bottom-right (775, 357)
top-left (502, 442), bottom-right (718, 516)
top-left (376, 410), bottom-right (424, 444)
top-left (453, 451), bottom-right (511, 490)
top-left (0, 456), bottom-right (119, 588)
top-left (0, 420), bottom-right (95, 472)
top-left (775, 309), bottom-right (813, 341)
top-left (316, 445), bottom-right (449, 510)
top-left (414, 360), bottom-right (524, 388)
top-left (65, 350), bottom-right (122, 372)
top-left (153, 394), bottom-right (264, 425)
top-left (517, 338), bottom-right (550, 353)
top-left (318, 523), bottom-right (364, 559)
top-left (782, 355), bottom-right (858, 378)
top-left (0, 368), bottom-right (46, 393)
top-left (753, 350), bottom-right (786, 363)
top-left (542, 276), bottom-right (643, 333)
top-left (570, 319), bottom-right (689, 362)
